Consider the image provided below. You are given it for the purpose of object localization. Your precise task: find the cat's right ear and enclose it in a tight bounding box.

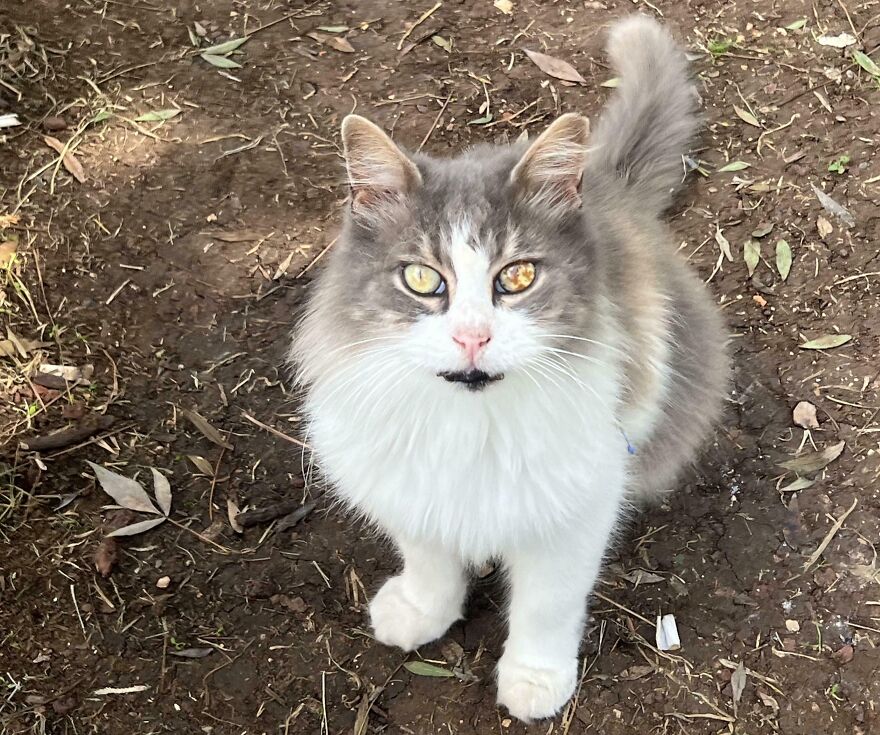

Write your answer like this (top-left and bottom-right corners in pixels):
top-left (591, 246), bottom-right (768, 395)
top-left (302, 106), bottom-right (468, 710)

top-left (341, 115), bottom-right (422, 216)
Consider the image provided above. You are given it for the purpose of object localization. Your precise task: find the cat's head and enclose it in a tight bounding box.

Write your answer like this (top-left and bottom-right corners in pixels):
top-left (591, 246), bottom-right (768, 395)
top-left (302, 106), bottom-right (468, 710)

top-left (298, 114), bottom-right (605, 392)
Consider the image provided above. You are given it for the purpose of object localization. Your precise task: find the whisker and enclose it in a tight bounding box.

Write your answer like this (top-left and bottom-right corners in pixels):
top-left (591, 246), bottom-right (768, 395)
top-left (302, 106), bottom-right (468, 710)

top-left (541, 333), bottom-right (628, 357)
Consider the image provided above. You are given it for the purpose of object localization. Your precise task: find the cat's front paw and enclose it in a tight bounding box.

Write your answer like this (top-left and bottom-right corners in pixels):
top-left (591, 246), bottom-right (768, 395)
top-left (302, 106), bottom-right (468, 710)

top-left (496, 654), bottom-right (577, 722)
top-left (369, 575), bottom-right (460, 651)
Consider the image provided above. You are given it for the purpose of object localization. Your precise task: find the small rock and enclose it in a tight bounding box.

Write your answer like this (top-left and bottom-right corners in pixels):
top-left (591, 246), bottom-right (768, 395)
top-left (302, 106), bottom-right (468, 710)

top-left (156, 575), bottom-right (171, 589)
top-left (832, 644), bottom-right (854, 664)
top-left (785, 619), bottom-right (801, 633)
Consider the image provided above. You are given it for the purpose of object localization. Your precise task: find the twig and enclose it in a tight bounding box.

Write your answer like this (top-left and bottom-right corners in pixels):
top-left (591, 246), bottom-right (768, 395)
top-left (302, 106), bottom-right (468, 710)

top-left (803, 497), bottom-right (858, 571)
top-left (166, 517), bottom-right (234, 555)
top-left (20, 415), bottom-right (116, 451)
top-left (593, 590), bottom-right (654, 626)
top-left (418, 93), bottom-right (452, 152)
top-left (241, 411), bottom-right (312, 449)
top-left (296, 237), bottom-right (338, 279)
top-left (397, 2), bottom-right (442, 50)
top-left (208, 438), bottom-right (229, 521)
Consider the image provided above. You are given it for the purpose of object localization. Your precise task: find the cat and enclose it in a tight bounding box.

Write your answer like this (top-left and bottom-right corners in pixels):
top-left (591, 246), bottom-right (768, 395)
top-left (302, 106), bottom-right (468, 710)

top-left (291, 15), bottom-right (728, 722)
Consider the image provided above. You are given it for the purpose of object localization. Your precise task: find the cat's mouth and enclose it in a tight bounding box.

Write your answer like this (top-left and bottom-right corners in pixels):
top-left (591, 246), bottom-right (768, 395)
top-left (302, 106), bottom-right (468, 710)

top-left (439, 369), bottom-right (504, 391)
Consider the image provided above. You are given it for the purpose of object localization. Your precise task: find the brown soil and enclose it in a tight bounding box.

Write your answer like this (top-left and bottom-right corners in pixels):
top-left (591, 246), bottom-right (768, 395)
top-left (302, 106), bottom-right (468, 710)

top-left (2, 1), bottom-right (879, 734)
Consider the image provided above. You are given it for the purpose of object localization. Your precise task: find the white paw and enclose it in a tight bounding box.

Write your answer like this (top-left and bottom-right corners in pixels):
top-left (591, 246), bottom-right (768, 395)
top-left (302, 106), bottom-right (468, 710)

top-left (369, 576), bottom-right (460, 651)
top-left (496, 654), bottom-right (577, 722)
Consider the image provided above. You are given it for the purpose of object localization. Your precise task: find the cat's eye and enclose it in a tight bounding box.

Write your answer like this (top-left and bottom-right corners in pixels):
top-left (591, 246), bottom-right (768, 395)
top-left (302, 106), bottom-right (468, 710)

top-left (495, 261), bottom-right (537, 294)
top-left (403, 263), bottom-right (446, 296)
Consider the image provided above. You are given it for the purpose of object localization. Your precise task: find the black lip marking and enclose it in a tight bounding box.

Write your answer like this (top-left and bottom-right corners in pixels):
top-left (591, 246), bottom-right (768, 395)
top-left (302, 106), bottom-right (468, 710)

top-left (439, 369), bottom-right (504, 391)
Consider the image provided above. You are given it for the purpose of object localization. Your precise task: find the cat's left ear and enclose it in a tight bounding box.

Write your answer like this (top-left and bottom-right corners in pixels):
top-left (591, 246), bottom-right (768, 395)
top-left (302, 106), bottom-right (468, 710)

top-left (341, 115), bottom-right (422, 215)
top-left (510, 113), bottom-right (590, 208)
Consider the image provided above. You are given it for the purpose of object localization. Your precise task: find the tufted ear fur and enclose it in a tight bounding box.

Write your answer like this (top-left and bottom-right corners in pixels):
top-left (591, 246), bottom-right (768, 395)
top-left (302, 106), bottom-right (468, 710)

top-left (341, 115), bottom-right (422, 216)
top-left (510, 113), bottom-right (590, 209)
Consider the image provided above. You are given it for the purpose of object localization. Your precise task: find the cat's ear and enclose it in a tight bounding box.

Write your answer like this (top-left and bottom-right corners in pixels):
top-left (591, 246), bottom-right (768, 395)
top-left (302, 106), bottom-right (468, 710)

top-left (341, 115), bottom-right (422, 215)
top-left (510, 113), bottom-right (590, 208)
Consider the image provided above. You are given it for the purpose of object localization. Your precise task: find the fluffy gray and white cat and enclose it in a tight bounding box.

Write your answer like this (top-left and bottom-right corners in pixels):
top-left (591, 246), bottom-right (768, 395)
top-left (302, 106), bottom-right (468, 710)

top-left (292, 16), bottom-right (728, 721)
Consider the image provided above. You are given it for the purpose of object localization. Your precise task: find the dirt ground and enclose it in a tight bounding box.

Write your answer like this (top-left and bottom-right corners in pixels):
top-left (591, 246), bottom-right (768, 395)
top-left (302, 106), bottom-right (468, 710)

top-left (1, 0), bottom-right (879, 733)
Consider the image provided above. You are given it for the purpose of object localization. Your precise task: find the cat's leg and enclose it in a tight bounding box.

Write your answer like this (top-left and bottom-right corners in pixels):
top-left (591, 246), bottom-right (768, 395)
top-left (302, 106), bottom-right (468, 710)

top-left (370, 536), bottom-right (468, 651)
top-left (496, 522), bottom-right (614, 721)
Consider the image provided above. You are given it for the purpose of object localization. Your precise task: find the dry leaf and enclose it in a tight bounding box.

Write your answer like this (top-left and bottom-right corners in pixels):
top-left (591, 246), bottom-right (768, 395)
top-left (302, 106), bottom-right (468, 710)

top-left (188, 455), bottom-right (215, 476)
top-left (43, 135), bottom-right (86, 183)
top-left (170, 647), bottom-right (214, 658)
top-left (776, 239), bottom-right (792, 281)
top-left (793, 401), bottom-right (819, 429)
top-left (811, 184), bottom-right (855, 228)
top-left (494, 0), bottom-right (514, 13)
top-left (779, 440), bottom-right (845, 475)
top-left (227, 498), bottom-right (244, 533)
top-left (800, 334), bottom-right (852, 350)
top-left (106, 517), bottom-right (167, 537)
top-left (0, 213), bottom-right (21, 228)
top-left (326, 36), bottom-right (355, 53)
top-left (743, 239), bottom-right (760, 277)
top-left (717, 160), bottom-right (750, 172)
top-left (731, 662), bottom-right (747, 710)
top-left (201, 53), bottom-right (242, 69)
top-left (655, 614), bottom-right (681, 651)
top-left (273, 252), bottom-right (294, 280)
top-left (733, 105), bottom-right (761, 128)
top-left (816, 216), bottom-right (833, 238)
top-left (715, 228), bottom-right (733, 261)
top-left (181, 408), bottom-right (233, 449)
top-left (88, 461), bottom-right (160, 515)
top-left (151, 468), bottom-right (172, 516)
top-left (523, 49), bottom-right (586, 84)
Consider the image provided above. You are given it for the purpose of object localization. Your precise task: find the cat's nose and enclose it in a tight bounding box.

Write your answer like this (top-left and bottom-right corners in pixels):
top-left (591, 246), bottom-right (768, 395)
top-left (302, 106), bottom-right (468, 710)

top-left (452, 329), bottom-right (491, 363)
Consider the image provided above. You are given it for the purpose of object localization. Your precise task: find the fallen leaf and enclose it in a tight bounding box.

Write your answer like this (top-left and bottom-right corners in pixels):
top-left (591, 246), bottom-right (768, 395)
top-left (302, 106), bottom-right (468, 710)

top-left (181, 408), bottom-right (233, 449)
top-left (317, 25), bottom-right (349, 33)
top-left (600, 77), bottom-right (620, 88)
top-left (715, 228), bottom-right (733, 261)
top-left (106, 517), bottom-right (167, 537)
top-left (751, 222), bottom-right (774, 238)
top-left (227, 498), bottom-right (244, 533)
top-left (776, 239), bottom-right (792, 280)
top-left (779, 476), bottom-right (815, 493)
top-left (188, 455), bottom-right (215, 476)
top-left (799, 334), bottom-right (852, 350)
top-left (93, 538), bottom-right (119, 577)
top-left (403, 661), bottom-right (456, 677)
top-left (432, 35), bottom-right (452, 52)
top-left (0, 235), bottom-right (19, 267)
top-left (733, 105), bottom-right (761, 128)
top-left (744, 239), bottom-right (760, 277)
top-left (494, 0), bottom-right (514, 13)
top-left (779, 440), bottom-right (845, 474)
top-left (0, 113), bottom-right (22, 128)
top-left (201, 37), bottom-right (249, 55)
top-left (784, 19), bottom-right (807, 30)
top-left (151, 468), bottom-right (172, 516)
top-left (523, 49), bottom-right (586, 84)
top-left (134, 109), bottom-right (181, 122)
top-left (88, 461), bottom-right (160, 515)
top-left (793, 401), bottom-right (819, 429)
top-left (620, 569), bottom-right (665, 585)
top-left (853, 50), bottom-right (880, 78)
top-left (326, 36), bottom-right (355, 53)
top-left (273, 252), bottom-right (294, 280)
top-left (816, 216), bottom-right (833, 238)
top-left (170, 647), bottom-right (214, 658)
top-left (43, 136), bottom-right (86, 183)
top-left (811, 184), bottom-right (855, 228)
top-left (0, 213), bottom-right (21, 228)
top-left (200, 53), bottom-right (242, 69)
top-left (817, 32), bottom-right (856, 48)
top-left (731, 662), bottom-right (747, 710)
top-left (717, 160), bottom-right (750, 173)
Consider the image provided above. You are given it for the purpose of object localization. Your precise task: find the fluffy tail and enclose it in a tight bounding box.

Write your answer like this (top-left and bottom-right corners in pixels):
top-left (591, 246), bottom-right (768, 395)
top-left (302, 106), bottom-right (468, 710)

top-left (590, 16), bottom-right (699, 213)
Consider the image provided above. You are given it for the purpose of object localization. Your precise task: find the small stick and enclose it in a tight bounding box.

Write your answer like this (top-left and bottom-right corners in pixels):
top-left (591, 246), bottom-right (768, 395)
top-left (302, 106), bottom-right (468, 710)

top-left (397, 2), bottom-right (442, 50)
top-left (803, 498), bottom-right (858, 571)
top-left (20, 415), bottom-right (116, 451)
top-left (418, 93), bottom-right (452, 152)
top-left (241, 411), bottom-right (311, 449)
top-left (593, 590), bottom-right (654, 626)
top-left (207, 438), bottom-right (229, 521)
top-left (296, 237), bottom-right (338, 279)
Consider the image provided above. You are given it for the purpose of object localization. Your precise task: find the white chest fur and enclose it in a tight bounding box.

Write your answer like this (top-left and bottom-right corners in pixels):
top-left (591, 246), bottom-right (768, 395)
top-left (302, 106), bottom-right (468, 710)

top-left (305, 362), bottom-right (629, 563)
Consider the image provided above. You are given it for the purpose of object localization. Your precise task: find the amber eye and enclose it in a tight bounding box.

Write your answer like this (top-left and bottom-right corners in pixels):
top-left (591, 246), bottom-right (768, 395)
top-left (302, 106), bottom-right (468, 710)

top-left (495, 261), bottom-right (537, 294)
top-left (403, 263), bottom-right (446, 296)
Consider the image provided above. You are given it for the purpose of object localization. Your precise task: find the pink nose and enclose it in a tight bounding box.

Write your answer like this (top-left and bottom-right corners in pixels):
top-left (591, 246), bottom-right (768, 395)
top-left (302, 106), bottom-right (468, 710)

top-left (452, 329), bottom-right (491, 363)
